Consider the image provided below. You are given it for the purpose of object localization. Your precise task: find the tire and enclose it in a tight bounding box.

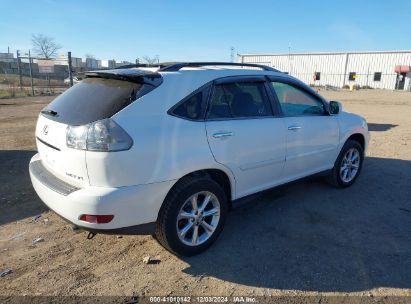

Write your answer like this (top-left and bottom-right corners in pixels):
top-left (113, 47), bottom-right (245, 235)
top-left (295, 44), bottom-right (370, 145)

top-left (327, 139), bottom-right (364, 188)
top-left (155, 176), bottom-right (228, 256)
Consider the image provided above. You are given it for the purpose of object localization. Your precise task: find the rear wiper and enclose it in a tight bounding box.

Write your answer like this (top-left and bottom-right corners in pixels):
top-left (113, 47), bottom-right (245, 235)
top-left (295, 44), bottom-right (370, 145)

top-left (41, 109), bottom-right (58, 116)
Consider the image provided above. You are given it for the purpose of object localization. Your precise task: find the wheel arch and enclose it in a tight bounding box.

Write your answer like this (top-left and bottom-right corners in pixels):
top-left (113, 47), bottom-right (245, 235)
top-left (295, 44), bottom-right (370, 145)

top-left (346, 133), bottom-right (365, 150)
top-left (161, 168), bottom-right (235, 213)
top-left (328, 132), bottom-right (366, 188)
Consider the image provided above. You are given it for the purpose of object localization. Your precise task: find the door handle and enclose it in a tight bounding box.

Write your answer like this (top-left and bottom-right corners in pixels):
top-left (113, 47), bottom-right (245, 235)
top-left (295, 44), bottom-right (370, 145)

top-left (212, 131), bottom-right (233, 138)
top-left (288, 125), bottom-right (302, 131)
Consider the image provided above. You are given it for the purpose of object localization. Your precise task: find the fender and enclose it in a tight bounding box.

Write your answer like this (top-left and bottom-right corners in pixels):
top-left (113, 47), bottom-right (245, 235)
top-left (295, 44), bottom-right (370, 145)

top-left (336, 111), bottom-right (370, 157)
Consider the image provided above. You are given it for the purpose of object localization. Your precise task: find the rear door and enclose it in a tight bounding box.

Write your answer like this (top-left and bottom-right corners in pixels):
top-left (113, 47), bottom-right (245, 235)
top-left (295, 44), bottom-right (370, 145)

top-left (268, 78), bottom-right (339, 181)
top-left (205, 76), bottom-right (287, 198)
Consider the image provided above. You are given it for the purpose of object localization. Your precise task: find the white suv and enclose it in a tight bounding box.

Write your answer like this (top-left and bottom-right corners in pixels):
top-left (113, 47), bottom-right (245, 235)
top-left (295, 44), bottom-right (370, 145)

top-left (29, 62), bottom-right (369, 256)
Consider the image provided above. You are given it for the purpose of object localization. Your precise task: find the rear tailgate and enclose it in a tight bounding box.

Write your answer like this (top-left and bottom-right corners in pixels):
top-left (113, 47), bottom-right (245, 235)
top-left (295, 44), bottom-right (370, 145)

top-left (35, 69), bottom-right (163, 188)
top-left (36, 114), bottom-right (89, 187)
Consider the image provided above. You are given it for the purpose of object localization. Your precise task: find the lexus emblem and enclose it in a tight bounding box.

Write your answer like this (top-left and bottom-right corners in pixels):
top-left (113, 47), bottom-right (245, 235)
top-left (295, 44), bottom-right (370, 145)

top-left (43, 125), bottom-right (49, 135)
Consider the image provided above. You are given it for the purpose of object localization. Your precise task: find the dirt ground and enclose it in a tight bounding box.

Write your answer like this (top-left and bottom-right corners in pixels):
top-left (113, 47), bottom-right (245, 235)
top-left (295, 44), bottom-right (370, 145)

top-left (0, 90), bottom-right (410, 299)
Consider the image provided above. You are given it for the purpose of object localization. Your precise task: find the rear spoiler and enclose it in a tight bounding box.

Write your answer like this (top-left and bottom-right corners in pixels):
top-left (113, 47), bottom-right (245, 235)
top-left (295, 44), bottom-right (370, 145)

top-left (85, 69), bottom-right (162, 86)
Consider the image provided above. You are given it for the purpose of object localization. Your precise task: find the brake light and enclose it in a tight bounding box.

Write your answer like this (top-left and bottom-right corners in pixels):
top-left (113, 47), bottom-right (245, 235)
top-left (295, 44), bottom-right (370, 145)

top-left (66, 118), bottom-right (133, 152)
top-left (79, 214), bottom-right (114, 224)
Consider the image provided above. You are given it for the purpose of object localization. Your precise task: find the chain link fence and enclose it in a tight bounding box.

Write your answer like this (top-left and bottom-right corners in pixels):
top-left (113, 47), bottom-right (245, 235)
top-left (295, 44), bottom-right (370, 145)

top-left (0, 64), bottom-right (70, 98)
top-left (0, 47), bottom-right (111, 99)
top-left (0, 49), bottom-right (71, 98)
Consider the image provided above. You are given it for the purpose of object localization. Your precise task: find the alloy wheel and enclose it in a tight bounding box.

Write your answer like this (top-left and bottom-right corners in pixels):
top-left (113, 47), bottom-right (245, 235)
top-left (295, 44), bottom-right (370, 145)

top-left (340, 148), bottom-right (360, 183)
top-left (176, 191), bottom-right (220, 246)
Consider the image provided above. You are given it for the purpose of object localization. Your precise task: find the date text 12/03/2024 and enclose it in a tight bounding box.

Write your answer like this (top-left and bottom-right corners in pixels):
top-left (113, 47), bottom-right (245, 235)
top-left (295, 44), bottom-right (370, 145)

top-left (148, 296), bottom-right (257, 303)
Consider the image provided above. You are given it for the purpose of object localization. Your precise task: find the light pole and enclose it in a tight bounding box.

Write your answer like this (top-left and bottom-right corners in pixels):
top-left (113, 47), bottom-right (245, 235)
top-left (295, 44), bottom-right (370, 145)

top-left (288, 44), bottom-right (293, 76)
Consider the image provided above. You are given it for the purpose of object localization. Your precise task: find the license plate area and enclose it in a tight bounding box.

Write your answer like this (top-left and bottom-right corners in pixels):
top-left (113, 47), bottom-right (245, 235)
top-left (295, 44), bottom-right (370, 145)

top-left (37, 139), bottom-right (59, 169)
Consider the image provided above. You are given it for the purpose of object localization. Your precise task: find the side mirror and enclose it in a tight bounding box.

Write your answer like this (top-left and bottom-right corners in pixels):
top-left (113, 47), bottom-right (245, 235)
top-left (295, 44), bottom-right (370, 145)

top-left (329, 101), bottom-right (342, 115)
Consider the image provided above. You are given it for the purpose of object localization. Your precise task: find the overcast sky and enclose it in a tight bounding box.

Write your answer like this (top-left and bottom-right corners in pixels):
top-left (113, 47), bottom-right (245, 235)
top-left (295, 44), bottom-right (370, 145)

top-left (1, 0), bottom-right (410, 62)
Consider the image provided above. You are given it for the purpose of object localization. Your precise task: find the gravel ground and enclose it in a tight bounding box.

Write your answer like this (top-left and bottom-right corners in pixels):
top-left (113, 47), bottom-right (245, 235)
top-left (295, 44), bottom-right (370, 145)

top-left (0, 90), bottom-right (410, 299)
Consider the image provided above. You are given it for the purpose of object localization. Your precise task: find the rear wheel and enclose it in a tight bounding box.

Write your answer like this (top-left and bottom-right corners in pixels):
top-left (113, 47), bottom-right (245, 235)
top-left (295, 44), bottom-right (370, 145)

top-left (327, 140), bottom-right (364, 188)
top-left (155, 176), bottom-right (228, 256)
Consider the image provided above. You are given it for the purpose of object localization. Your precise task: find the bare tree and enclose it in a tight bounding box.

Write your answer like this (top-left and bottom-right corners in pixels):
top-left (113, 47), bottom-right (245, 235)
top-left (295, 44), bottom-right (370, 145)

top-left (31, 34), bottom-right (62, 59)
top-left (143, 55), bottom-right (159, 65)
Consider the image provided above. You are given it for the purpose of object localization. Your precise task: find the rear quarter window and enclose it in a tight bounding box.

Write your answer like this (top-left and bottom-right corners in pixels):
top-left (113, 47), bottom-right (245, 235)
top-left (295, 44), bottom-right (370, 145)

top-left (169, 85), bottom-right (211, 121)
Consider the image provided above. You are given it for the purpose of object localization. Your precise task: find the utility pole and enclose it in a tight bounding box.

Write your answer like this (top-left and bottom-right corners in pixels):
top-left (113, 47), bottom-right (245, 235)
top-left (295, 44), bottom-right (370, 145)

top-left (288, 44), bottom-right (292, 75)
top-left (68, 51), bottom-right (73, 87)
top-left (28, 50), bottom-right (34, 96)
top-left (288, 43), bottom-right (293, 75)
top-left (230, 47), bottom-right (235, 63)
top-left (16, 50), bottom-right (23, 91)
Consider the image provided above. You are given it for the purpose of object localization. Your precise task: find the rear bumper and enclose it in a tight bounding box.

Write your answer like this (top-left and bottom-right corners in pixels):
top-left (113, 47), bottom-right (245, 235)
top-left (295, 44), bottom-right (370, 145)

top-left (29, 153), bottom-right (176, 233)
top-left (56, 212), bottom-right (156, 235)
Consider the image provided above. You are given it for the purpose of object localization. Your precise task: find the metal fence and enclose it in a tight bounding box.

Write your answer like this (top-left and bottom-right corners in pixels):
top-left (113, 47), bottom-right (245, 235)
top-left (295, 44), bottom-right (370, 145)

top-left (0, 47), bottom-right (111, 98)
top-left (240, 54), bottom-right (411, 92)
top-left (0, 48), bottom-right (139, 98)
top-left (0, 51), bottom-right (71, 98)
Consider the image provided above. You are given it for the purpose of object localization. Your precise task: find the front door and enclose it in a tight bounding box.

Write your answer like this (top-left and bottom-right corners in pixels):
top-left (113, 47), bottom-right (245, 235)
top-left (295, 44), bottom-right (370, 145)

top-left (205, 77), bottom-right (287, 199)
top-left (269, 80), bottom-right (339, 181)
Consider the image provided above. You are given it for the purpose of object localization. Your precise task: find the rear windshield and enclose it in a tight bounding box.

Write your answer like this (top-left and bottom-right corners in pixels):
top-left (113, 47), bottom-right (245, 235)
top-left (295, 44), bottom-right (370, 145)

top-left (42, 77), bottom-right (159, 125)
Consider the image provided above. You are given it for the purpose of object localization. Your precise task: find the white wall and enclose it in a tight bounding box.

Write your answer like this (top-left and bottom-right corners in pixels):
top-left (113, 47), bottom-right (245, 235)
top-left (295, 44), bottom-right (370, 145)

top-left (240, 51), bottom-right (411, 90)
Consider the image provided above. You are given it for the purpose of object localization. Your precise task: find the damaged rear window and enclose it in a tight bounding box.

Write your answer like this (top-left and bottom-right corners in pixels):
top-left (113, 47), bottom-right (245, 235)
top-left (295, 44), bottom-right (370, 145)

top-left (42, 75), bottom-right (162, 125)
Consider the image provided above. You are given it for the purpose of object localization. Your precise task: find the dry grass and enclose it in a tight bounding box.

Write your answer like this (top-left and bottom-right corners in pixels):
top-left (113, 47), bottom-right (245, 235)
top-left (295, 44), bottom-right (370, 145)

top-left (0, 74), bottom-right (65, 87)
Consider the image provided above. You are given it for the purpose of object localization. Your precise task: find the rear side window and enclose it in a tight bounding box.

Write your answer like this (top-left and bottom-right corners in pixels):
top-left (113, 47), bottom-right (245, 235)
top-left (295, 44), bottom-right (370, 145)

top-left (43, 77), bottom-right (160, 125)
top-left (170, 85), bottom-right (211, 120)
top-left (207, 82), bottom-right (272, 119)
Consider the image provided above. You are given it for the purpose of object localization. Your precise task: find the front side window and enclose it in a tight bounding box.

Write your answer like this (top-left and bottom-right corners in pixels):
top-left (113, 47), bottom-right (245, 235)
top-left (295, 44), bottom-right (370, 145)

top-left (271, 82), bottom-right (325, 116)
top-left (207, 82), bottom-right (272, 119)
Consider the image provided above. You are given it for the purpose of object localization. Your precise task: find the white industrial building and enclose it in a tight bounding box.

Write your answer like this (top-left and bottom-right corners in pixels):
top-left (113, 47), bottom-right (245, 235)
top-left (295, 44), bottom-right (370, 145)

top-left (239, 50), bottom-right (411, 91)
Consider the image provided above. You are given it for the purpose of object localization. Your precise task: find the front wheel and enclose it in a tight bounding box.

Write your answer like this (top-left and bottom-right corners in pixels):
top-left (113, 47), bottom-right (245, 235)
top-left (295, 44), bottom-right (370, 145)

top-left (155, 176), bottom-right (228, 256)
top-left (327, 140), bottom-right (364, 188)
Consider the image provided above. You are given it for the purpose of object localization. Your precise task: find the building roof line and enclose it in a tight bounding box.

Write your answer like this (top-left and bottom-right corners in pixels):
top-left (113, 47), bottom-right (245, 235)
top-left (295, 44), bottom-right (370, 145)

top-left (239, 50), bottom-right (411, 56)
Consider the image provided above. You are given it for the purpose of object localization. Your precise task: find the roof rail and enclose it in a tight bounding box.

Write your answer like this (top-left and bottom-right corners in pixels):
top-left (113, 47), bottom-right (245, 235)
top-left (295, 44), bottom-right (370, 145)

top-left (114, 64), bottom-right (167, 69)
top-left (159, 62), bottom-right (279, 72)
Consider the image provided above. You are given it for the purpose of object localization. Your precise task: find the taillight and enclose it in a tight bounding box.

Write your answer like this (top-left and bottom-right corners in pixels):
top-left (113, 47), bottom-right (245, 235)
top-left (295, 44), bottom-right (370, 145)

top-left (79, 214), bottom-right (114, 224)
top-left (66, 118), bottom-right (133, 152)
